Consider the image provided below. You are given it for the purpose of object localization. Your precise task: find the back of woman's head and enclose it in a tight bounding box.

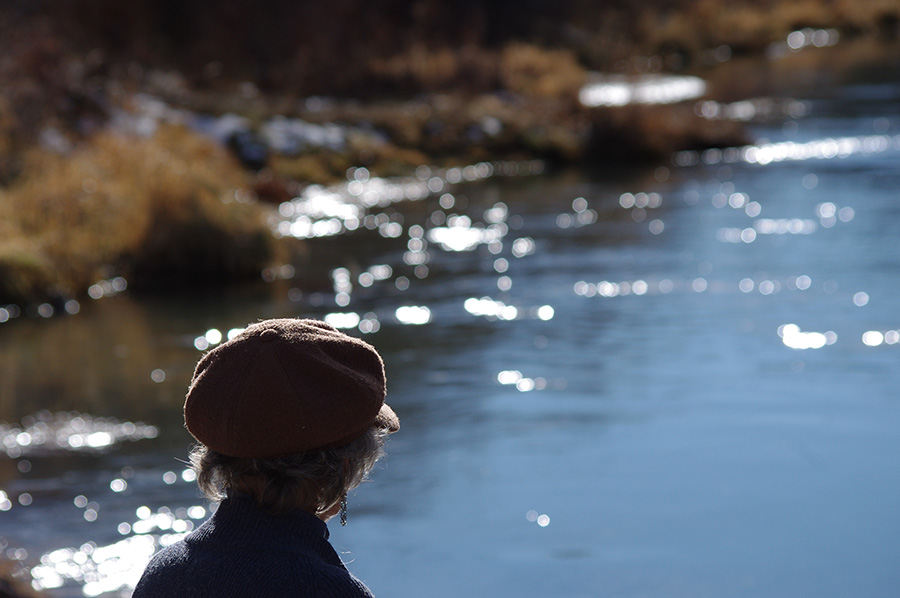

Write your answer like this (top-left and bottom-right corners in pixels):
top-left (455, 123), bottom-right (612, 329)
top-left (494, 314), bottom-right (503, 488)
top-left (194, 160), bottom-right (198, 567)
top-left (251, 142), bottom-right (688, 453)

top-left (190, 424), bottom-right (388, 516)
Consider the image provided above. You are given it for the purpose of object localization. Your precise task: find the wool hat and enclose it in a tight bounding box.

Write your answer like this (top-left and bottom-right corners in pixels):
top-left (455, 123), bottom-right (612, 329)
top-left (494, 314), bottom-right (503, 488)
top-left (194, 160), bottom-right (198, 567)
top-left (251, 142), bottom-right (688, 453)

top-left (184, 318), bottom-right (399, 458)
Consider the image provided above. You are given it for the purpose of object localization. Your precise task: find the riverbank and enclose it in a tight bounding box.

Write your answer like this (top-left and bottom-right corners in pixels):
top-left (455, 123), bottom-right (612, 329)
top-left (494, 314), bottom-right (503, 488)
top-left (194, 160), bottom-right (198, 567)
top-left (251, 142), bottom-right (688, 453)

top-left (1, 46), bottom-right (899, 596)
top-left (1, 0), bottom-right (898, 306)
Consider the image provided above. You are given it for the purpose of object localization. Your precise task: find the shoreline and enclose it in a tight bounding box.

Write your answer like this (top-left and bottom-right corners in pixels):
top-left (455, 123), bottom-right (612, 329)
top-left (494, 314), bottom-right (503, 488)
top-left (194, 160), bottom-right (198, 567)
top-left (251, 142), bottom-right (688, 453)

top-left (1, 14), bottom-right (898, 306)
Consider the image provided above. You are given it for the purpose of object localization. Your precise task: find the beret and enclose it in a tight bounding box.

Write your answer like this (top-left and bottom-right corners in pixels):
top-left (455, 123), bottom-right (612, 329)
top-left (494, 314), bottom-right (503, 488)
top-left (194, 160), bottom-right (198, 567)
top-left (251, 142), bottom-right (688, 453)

top-left (184, 318), bottom-right (399, 458)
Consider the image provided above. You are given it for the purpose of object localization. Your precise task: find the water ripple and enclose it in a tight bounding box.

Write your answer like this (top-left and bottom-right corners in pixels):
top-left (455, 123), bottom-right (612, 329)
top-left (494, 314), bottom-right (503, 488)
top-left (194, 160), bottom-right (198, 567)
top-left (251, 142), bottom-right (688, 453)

top-left (0, 412), bottom-right (158, 459)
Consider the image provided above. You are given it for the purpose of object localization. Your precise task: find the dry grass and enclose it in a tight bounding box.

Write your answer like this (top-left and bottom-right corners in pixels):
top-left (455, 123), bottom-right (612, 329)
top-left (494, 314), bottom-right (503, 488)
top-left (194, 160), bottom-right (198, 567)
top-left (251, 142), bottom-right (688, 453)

top-left (0, 125), bottom-right (276, 303)
top-left (500, 43), bottom-right (588, 99)
top-left (365, 42), bottom-right (588, 99)
top-left (584, 0), bottom-right (900, 70)
top-left (367, 44), bottom-right (472, 93)
top-left (0, 96), bottom-right (18, 184)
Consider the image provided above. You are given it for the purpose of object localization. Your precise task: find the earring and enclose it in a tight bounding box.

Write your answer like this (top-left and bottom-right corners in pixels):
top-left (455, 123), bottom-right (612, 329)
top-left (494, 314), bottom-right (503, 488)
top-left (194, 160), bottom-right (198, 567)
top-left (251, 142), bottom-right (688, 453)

top-left (339, 495), bottom-right (348, 526)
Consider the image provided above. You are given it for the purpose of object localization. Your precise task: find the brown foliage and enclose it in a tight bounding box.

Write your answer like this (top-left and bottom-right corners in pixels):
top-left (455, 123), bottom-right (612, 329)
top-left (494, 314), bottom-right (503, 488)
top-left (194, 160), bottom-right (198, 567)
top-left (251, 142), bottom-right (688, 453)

top-left (0, 125), bottom-right (275, 303)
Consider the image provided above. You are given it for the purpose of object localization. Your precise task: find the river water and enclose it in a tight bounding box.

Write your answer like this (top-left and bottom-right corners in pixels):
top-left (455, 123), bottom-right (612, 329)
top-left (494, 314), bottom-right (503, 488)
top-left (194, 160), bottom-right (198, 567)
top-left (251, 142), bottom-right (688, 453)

top-left (1, 42), bottom-right (899, 597)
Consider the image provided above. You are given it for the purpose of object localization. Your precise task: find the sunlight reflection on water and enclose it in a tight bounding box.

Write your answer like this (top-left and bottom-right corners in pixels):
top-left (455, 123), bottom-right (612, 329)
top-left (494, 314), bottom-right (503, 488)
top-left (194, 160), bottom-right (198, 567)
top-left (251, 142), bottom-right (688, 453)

top-left (3, 50), bottom-right (900, 598)
top-left (28, 502), bottom-right (211, 596)
top-left (676, 133), bottom-right (900, 167)
top-left (0, 412), bottom-right (158, 460)
top-left (272, 161), bottom-right (544, 242)
top-left (240, 120), bottom-right (900, 354)
top-left (579, 74), bottom-right (707, 107)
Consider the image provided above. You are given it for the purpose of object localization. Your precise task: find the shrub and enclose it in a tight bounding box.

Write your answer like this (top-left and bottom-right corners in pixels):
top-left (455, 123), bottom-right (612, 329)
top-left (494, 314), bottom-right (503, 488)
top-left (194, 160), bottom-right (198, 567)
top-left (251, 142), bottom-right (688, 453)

top-left (0, 125), bottom-right (277, 303)
top-left (500, 43), bottom-right (587, 99)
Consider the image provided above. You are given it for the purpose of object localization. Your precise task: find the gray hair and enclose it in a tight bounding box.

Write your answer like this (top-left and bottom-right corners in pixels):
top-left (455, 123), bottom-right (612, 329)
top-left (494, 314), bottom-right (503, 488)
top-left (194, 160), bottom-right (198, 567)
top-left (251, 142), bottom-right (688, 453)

top-left (189, 425), bottom-right (388, 516)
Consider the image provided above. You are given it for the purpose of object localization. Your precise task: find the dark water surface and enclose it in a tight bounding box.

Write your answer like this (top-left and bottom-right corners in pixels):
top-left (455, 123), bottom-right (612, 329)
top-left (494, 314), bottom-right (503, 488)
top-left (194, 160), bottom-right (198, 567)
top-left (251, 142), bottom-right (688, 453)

top-left (1, 44), bottom-right (899, 597)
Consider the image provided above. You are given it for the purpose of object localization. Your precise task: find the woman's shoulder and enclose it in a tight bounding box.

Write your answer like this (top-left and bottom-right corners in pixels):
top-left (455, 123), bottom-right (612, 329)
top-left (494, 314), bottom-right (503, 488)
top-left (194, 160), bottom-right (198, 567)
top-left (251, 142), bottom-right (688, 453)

top-left (308, 566), bottom-right (376, 598)
top-left (135, 535), bottom-right (375, 598)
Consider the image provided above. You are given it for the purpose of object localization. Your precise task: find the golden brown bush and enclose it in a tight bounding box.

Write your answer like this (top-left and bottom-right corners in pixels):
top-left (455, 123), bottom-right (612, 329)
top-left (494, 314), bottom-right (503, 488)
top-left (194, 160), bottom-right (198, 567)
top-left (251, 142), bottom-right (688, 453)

top-left (0, 125), bottom-right (276, 303)
top-left (500, 43), bottom-right (587, 99)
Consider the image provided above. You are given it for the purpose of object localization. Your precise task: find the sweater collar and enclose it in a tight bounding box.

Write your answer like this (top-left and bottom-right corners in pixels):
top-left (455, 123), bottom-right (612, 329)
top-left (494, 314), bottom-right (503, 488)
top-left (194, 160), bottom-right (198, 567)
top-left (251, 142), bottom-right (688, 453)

top-left (205, 492), bottom-right (333, 544)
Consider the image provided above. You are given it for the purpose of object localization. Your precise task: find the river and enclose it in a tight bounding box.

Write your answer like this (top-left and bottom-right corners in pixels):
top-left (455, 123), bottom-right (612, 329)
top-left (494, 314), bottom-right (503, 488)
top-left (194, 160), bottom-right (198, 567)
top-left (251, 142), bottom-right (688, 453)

top-left (1, 41), bottom-right (899, 597)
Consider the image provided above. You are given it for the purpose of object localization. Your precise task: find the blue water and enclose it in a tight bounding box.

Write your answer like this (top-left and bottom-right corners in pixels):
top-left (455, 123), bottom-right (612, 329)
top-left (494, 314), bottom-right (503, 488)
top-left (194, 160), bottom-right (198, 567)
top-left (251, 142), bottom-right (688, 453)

top-left (1, 46), bottom-right (899, 597)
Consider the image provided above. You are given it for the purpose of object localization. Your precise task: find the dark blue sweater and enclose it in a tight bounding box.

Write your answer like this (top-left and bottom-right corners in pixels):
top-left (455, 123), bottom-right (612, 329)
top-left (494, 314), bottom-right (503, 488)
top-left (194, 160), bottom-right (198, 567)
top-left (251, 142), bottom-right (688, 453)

top-left (133, 494), bottom-right (375, 597)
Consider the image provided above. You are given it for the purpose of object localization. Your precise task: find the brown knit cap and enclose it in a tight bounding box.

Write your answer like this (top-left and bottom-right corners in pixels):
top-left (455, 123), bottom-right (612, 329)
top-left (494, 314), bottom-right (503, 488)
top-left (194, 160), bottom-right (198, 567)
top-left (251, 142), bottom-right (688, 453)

top-left (184, 318), bottom-right (399, 458)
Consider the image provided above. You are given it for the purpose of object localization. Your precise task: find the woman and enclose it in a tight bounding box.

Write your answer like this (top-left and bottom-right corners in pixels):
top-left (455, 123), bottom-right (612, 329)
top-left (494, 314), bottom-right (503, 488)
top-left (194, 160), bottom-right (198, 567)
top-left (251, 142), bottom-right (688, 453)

top-left (134, 318), bottom-right (399, 598)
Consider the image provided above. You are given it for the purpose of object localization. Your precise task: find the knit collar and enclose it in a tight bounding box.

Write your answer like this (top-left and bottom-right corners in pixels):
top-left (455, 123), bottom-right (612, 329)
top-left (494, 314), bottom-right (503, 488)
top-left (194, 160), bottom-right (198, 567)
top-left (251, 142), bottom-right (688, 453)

top-left (189, 492), bottom-right (343, 564)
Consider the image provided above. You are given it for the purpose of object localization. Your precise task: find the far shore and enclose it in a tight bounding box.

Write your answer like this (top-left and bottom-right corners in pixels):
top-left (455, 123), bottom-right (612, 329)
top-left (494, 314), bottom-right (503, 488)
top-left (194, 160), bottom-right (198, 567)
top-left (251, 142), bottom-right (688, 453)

top-left (1, 0), bottom-right (898, 307)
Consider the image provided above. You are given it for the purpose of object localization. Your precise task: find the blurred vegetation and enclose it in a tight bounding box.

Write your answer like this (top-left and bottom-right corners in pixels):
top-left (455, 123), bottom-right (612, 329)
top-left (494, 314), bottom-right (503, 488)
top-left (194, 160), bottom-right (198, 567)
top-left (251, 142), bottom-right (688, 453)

top-left (0, 126), bottom-right (276, 304)
top-left (0, 0), bottom-right (898, 304)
